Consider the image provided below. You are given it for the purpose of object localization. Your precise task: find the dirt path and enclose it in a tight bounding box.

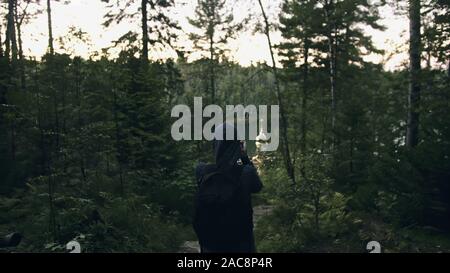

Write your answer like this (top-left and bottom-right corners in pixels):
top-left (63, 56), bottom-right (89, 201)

top-left (177, 205), bottom-right (274, 253)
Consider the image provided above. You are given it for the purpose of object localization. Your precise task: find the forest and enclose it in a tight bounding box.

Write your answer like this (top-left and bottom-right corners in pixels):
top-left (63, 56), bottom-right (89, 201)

top-left (0, 0), bottom-right (449, 253)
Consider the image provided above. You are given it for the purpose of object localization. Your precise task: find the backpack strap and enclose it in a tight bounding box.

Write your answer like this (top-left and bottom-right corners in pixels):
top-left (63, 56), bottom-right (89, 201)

top-left (199, 164), bottom-right (244, 187)
top-left (199, 171), bottom-right (219, 186)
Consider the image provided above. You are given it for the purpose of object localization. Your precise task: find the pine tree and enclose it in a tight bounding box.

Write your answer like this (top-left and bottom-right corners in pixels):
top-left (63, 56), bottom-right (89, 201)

top-left (102, 0), bottom-right (179, 62)
top-left (187, 0), bottom-right (244, 103)
top-left (279, 0), bottom-right (322, 163)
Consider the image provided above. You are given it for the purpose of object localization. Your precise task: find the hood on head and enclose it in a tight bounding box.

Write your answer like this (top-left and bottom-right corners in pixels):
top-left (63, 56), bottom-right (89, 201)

top-left (213, 123), bottom-right (242, 171)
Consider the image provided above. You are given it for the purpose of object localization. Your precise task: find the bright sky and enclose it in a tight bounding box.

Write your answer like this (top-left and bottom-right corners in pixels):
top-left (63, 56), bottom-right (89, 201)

top-left (20, 0), bottom-right (409, 70)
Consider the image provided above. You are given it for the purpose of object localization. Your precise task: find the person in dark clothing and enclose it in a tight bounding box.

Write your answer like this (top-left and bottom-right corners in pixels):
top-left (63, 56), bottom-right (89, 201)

top-left (194, 123), bottom-right (263, 253)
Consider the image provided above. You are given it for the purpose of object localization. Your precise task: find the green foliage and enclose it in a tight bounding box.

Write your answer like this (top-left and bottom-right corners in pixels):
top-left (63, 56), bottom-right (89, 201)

top-left (255, 153), bottom-right (359, 252)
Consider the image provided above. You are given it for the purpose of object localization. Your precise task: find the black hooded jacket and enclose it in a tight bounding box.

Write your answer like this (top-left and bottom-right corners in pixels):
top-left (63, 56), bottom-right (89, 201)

top-left (195, 124), bottom-right (263, 252)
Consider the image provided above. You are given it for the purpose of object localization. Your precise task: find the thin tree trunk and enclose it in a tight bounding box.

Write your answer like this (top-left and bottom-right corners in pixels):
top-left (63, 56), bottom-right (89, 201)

top-left (406, 0), bottom-right (421, 148)
top-left (210, 5), bottom-right (217, 104)
top-left (47, 0), bottom-right (54, 55)
top-left (6, 0), bottom-right (18, 61)
top-left (301, 41), bottom-right (309, 156)
top-left (141, 0), bottom-right (149, 62)
top-left (300, 41), bottom-right (309, 177)
top-left (5, 11), bottom-right (10, 58)
top-left (257, 0), bottom-right (296, 184)
top-left (46, 0), bottom-right (59, 173)
top-left (209, 35), bottom-right (216, 104)
top-left (324, 0), bottom-right (337, 149)
top-left (14, 1), bottom-right (27, 90)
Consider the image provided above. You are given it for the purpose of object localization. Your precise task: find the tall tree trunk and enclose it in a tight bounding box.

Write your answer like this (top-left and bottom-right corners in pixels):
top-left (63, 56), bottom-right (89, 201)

top-left (6, 0), bottom-right (18, 61)
top-left (258, 0), bottom-right (296, 184)
top-left (300, 41), bottom-right (309, 177)
top-left (14, 2), bottom-right (26, 90)
top-left (14, 3), bottom-right (23, 60)
top-left (208, 3), bottom-right (216, 104)
top-left (5, 10), bottom-right (10, 58)
top-left (209, 34), bottom-right (216, 104)
top-left (324, 0), bottom-right (337, 149)
top-left (301, 41), bottom-right (309, 156)
top-left (47, 0), bottom-right (54, 55)
top-left (406, 0), bottom-right (421, 147)
top-left (141, 0), bottom-right (149, 62)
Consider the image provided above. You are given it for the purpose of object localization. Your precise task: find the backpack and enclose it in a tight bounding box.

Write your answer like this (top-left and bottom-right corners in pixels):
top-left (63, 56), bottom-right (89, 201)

top-left (193, 167), bottom-right (243, 249)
